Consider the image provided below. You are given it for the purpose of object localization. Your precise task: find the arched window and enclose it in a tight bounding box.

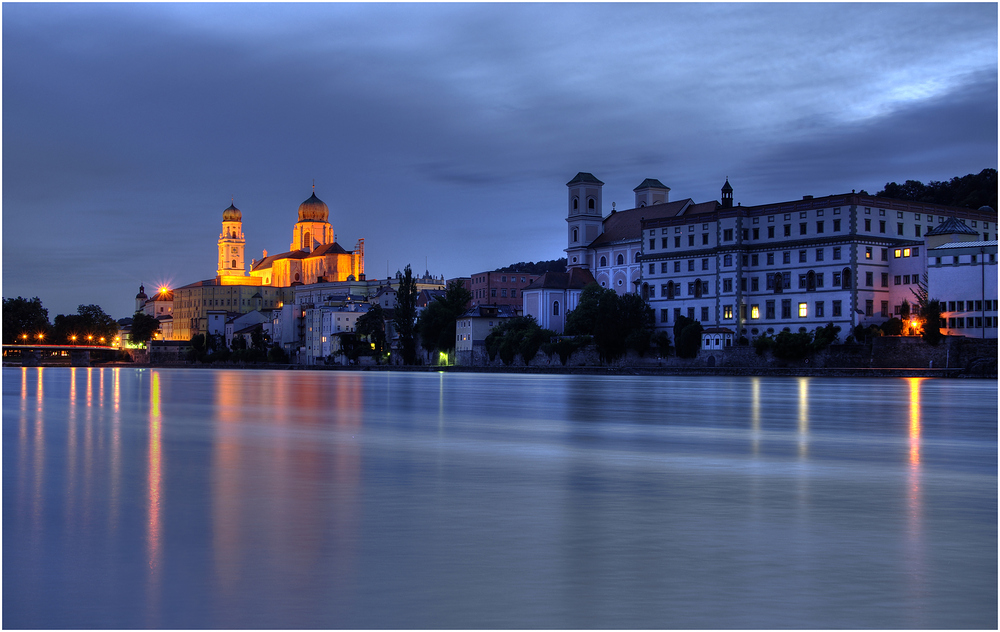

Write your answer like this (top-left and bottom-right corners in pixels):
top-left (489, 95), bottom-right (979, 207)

top-left (617, 254), bottom-right (624, 265)
top-left (634, 252), bottom-right (640, 263)
top-left (588, 198), bottom-right (595, 210)
top-left (639, 202), bottom-right (646, 208)
top-left (842, 268), bottom-right (851, 289)
top-left (303, 231), bottom-right (311, 248)
top-left (573, 197), bottom-right (579, 210)
top-left (695, 279), bottom-right (703, 298)
top-left (573, 228), bottom-right (578, 242)
top-left (667, 281), bottom-right (675, 299)
top-left (232, 259), bottom-right (237, 269)
top-left (600, 256), bottom-right (607, 267)
top-left (806, 270), bottom-right (816, 291)
top-left (553, 301), bottom-right (560, 316)
top-left (774, 273), bottom-right (784, 293)
top-left (641, 283), bottom-right (649, 301)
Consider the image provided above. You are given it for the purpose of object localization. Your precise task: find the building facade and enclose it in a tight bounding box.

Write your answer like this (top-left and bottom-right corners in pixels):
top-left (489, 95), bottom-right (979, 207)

top-left (469, 270), bottom-right (539, 309)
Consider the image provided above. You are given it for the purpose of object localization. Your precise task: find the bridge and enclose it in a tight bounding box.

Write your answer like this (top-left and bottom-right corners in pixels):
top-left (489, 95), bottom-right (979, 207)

top-left (2, 344), bottom-right (124, 367)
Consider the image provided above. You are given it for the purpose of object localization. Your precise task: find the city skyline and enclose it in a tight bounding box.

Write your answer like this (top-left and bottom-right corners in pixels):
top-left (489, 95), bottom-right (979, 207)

top-left (3, 3), bottom-right (997, 318)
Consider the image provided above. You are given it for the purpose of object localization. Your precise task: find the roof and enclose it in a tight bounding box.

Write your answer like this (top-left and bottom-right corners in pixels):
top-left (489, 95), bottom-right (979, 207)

top-left (929, 240), bottom-right (998, 250)
top-left (523, 267), bottom-right (597, 291)
top-left (251, 241), bottom-right (351, 271)
top-left (417, 289), bottom-right (447, 307)
top-left (683, 200), bottom-right (723, 216)
top-left (589, 199), bottom-right (693, 247)
top-left (633, 178), bottom-right (669, 191)
top-left (721, 178), bottom-right (733, 193)
top-left (924, 217), bottom-right (980, 237)
top-left (566, 172), bottom-right (604, 186)
top-left (460, 304), bottom-right (519, 318)
top-left (702, 327), bottom-right (735, 334)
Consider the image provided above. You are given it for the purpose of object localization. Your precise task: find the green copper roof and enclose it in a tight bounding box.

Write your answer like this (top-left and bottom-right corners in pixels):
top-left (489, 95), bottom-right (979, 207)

top-left (566, 172), bottom-right (604, 186)
top-left (633, 178), bottom-right (669, 191)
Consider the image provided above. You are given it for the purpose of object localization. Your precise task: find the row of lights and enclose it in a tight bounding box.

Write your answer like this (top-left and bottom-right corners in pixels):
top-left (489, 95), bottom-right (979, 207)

top-left (20, 333), bottom-right (120, 345)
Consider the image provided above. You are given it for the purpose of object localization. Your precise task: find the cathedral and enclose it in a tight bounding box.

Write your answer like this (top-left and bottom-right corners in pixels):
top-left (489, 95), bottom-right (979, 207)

top-left (170, 187), bottom-right (365, 340)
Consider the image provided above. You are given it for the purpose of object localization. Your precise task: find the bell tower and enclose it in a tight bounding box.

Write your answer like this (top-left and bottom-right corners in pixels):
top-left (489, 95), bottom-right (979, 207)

top-left (565, 172), bottom-right (604, 270)
top-left (218, 201), bottom-right (246, 277)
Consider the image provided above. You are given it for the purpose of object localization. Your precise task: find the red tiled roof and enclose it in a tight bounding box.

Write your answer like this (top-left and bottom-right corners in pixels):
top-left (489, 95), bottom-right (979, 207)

top-left (523, 267), bottom-right (597, 291)
top-left (589, 200), bottom-right (693, 247)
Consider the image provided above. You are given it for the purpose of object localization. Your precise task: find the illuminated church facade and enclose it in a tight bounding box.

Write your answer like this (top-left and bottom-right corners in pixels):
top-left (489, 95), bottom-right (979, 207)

top-left (171, 188), bottom-right (365, 340)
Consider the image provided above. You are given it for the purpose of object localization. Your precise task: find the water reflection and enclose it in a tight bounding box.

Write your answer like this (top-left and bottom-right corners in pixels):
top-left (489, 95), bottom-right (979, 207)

top-left (797, 377), bottom-right (809, 458)
top-left (147, 370), bottom-right (162, 624)
top-left (905, 378), bottom-right (925, 623)
top-left (750, 377), bottom-right (761, 455)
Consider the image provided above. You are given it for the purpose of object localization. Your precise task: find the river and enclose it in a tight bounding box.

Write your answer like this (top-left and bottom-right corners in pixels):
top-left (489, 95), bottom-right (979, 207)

top-left (3, 367), bottom-right (996, 628)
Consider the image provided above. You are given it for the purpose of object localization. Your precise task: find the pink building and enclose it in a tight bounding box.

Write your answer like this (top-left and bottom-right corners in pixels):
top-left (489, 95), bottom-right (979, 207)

top-left (469, 271), bottom-right (539, 310)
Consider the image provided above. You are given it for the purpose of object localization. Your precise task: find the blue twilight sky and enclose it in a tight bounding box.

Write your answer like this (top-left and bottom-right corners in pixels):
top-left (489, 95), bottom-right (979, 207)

top-left (3, 3), bottom-right (997, 319)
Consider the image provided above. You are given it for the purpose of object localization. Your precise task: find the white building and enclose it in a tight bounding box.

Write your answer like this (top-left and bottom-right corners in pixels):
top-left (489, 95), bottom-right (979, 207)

top-left (455, 305), bottom-right (519, 365)
top-left (926, 217), bottom-right (998, 338)
top-left (521, 268), bottom-right (596, 334)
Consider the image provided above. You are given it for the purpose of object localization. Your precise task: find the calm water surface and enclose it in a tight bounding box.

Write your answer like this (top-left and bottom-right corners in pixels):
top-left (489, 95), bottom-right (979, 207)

top-left (3, 367), bottom-right (996, 628)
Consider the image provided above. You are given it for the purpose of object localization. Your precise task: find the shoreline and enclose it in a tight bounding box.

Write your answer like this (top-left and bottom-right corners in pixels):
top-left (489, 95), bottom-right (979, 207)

top-left (7, 361), bottom-right (993, 379)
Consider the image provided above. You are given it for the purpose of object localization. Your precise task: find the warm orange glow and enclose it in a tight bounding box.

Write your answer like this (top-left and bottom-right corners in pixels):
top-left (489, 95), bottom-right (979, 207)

top-left (159, 286), bottom-right (169, 294)
top-left (21, 334), bottom-right (28, 341)
top-left (908, 378), bottom-right (922, 465)
top-left (147, 370), bottom-right (162, 622)
top-left (70, 335), bottom-right (77, 342)
top-left (36, 333), bottom-right (44, 340)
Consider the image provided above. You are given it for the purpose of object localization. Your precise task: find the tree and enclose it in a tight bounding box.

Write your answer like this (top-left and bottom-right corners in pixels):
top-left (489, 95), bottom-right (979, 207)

top-left (565, 284), bottom-right (653, 363)
top-left (394, 264), bottom-right (419, 364)
top-left (129, 312), bottom-right (160, 343)
top-left (417, 279), bottom-right (473, 354)
top-left (878, 169), bottom-right (997, 211)
top-left (356, 304), bottom-right (388, 362)
top-left (880, 318), bottom-right (904, 336)
top-left (923, 299), bottom-right (943, 346)
top-left (2, 296), bottom-right (51, 343)
top-left (484, 316), bottom-right (555, 366)
top-left (673, 315), bottom-right (703, 359)
top-left (52, 304), bottom-right (119, 345)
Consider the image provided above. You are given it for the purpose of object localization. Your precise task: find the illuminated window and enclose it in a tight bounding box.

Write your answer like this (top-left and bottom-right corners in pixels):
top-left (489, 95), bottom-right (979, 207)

top-left (894, 249), bottom-right (902, 258)
top-left (798, 303), bottom-right (807, 317)
top-left (865, 247), bottom-right (872, 259)
top-left (903, 248), bottom-right (911, 257)
top-left (724, 305), bottom-right (733, 319)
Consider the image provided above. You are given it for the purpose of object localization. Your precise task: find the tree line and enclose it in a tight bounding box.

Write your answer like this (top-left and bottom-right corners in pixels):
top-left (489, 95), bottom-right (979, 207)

top-left (877, 168), bottom-right (997, 211)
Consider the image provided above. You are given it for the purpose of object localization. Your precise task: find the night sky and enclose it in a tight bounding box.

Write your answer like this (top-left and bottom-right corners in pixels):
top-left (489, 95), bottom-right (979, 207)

top-left (3, 3), bottom-right (997, 319)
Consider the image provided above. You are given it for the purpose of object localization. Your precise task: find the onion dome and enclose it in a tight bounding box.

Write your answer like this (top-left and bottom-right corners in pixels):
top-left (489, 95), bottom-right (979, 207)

top-left (298, 191), bottom-right (329, 222)
top-left (222, 203), bottom-right (242, 222)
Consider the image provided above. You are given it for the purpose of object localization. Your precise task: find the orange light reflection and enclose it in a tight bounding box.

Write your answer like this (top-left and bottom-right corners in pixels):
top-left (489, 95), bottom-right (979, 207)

top-left (147, 370), bottom-right (162, 624)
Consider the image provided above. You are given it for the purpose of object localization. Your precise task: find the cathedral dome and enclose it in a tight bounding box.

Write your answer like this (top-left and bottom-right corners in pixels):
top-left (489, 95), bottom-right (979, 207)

top-left (298, 191), bottom-right (329, 222)
top-left (222, 203), bottom-right (242, 222)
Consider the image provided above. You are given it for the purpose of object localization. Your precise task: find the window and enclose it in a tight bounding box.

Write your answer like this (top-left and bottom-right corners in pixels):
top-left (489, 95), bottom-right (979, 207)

top-left (501, 289), bottom-right (507, 297)
top-left (574, 229), bottom-right (579, 243)
top-left (833, 272), bottom-right (841, 287)
top-left (686, 260), bottom-right (694, 272)
top-left (751, 305), bottom-right (760, 319)
top-left (783, 252), bottom-right (791, 264)
top-left (798, 303), bottom-right (808, 318)
top-left (573, 197), bottom-right (579, 210)
top-left (833, 247), bottom-right (841, 260)
top-left (649, 263), bottom-right (655, 274)
top-left (865, 218), bottom-right (871, 231)
top-left (723, 278), bottom-right (733, 292)
top-left (724, 228), bottom-right (733, 241)
top-left (881, 248), bottom-right (888, 261)
top-left (767, 253), bottom-right (774, 265)
top-left (816, 248), bottom-right (824, 262)
top-left (702, 234), bottom-right (709, 245)
top-left (881, 273), bottom-right (888, 287)
top-left (740, 278), bottom-right (747, 291)
top-left (588, 198), bottom-right (595, 210)
top-left (724, 254), bottom-right (733, 267)
top-left (649, 239), bottom-right (655, 250)
top-left (781, 300), bottom-right (792, 319)
top-left (816, 221), bottom-right (824, 234)
top-left (674, 261), bottom-right (681, 273)
top-left (662, 238), bottom-right (668, 249)
top-left (753, 228), bottom-right (759, 240)
top-left (702, 258), bottom-right (709, 270)
top-left (660, 262), bottom-right (669, 273)
top-left (833, 300), bottom-right (842, 317)
top-left (833, 219), bottom-right (841, 232)
top-left (660, 309), bottom-right (669, 323)
top-left (751, 277), bottom-right (759, 291)
top-left (617, 254), bottom-right (624, 265)
top-left (894, 248), bottom-right (902, 258)
top-left (897, 223), bottom-right (904, 236)
top-left (800, 223), bottom-right (808, 235)
top-left (553, 301), bottom-right (560, 316)
top-left (751, 254), bottom-right (759, 266)
top-left (897, 211), bottom-right (904, 219)
top-left (701, 306), bottom-right (709, 322)
top-left (688, 307), bottom-right (695, 320)
top-left (647, 286), bottom-right (654, 298)
top-left (766, 301), bottom-right (776, 319)
top-left (674, 236), bottom-right (681, 248)
top-left (724, 305), bottom-right (733, 319)
top-left (865, 271), bottom-right (873, 287)
top-left (511, 289), bottom-right (517, 298)
top-left (881, 301), bottom-right (889, 318)
top-left (600, 256), bottom-right (607, 267)
top-left (688, 282), bottom-right (695, 296)
top-left (879, 220), bottom-right (886, 233)
top-left (816, 302), bottom-right (824, 318)
top-left (865, 300), bottom-right (873, 317)
top-left (491, 288), bottom-right (497, 297)
top-left (784, 225), bottom-right (791, 237)
top-left (768, 226), bottom-right (775, 238)
top-left (799, 250), bottom-right (807, 263)
top-left (915, 225), bottom-right (921, 237)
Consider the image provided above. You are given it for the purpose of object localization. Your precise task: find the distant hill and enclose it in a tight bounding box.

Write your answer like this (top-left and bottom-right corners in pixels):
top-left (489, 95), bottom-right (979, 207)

top-left (497, 258), bottom-right (567, 274)
top-left (877, 168), bottom-right (997, 211)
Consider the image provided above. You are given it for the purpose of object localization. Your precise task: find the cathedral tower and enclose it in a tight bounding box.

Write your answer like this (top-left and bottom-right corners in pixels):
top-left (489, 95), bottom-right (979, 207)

top-left (565, 172), bottom-right (604, 270)
top-left (290, 186), bottom-right (334, 252)
top-left (217, 201), bottom-right (246, 277)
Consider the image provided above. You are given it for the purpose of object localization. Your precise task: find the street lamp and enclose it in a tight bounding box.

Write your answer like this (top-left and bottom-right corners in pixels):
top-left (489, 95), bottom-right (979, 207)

top-left (70, 335), bottom-right (77, 345)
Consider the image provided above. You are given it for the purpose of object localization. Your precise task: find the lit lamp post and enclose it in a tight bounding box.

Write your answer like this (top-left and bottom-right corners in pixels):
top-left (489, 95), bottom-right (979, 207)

top-left (21, 334), bottom-right (28, 342)
top-left (70, 335), bottom-right (77, 345)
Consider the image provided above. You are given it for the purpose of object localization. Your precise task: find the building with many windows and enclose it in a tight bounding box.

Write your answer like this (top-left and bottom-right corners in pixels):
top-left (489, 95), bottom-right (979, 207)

top-left (553, 171), bottom-right (998, 340)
